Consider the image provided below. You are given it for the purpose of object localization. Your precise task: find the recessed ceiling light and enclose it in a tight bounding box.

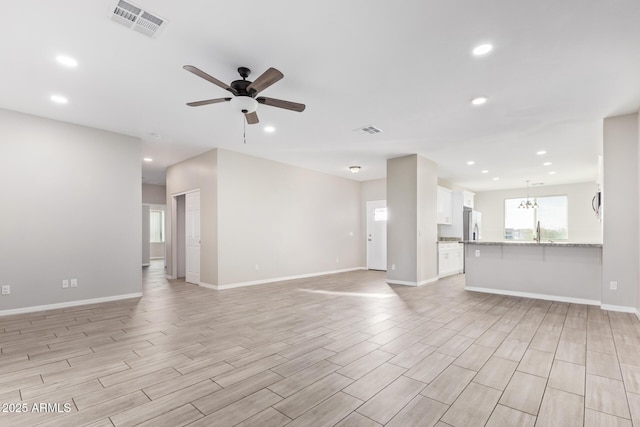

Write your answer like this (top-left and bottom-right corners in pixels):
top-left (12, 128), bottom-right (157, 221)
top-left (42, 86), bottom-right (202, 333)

top-left (50, 94), bottom-right (68, 104)
top-left (543, 162), bottom-right (552, 166)
top-left (56, 55), bottom-right (78, 68)
top-left (471, 97), bottom-right (487, 106)
top-left (481, 170), bottom-right (489, 174)
top-left (537, 150), bottom-right (547, 155)
top-left (264, 126), bottom-right (276, 133)
top-left (472, 44), bottom-right (493, 56)
top-left (549, 171), bottom-right (556, 175)
top-left (143, 158), bottom-right (153, 162)
top-left (493, 177), bottom-right (500, 181)
top-left (467, 161), bottom-right (475, 165)
top-left (349, 166), bottom-right (361, 174)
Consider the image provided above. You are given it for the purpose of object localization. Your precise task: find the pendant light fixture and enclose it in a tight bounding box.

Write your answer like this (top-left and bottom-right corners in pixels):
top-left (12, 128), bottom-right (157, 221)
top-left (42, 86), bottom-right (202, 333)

top-left (518, 180), bottom-right (538, 209)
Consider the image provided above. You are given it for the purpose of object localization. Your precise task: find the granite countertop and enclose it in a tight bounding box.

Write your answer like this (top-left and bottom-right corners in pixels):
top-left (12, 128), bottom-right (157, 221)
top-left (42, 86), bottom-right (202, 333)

top-left (462, 241), bottom-right (603, 248)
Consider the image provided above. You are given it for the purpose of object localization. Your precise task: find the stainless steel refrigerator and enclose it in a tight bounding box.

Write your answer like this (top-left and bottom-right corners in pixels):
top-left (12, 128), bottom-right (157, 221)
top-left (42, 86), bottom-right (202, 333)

top-left (463, 207), bottom-right (482, 241)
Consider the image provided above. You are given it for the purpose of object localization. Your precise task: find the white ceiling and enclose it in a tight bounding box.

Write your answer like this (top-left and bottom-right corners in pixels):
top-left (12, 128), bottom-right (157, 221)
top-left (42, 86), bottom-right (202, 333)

top-left (2, 0), bottom-right (640, 191)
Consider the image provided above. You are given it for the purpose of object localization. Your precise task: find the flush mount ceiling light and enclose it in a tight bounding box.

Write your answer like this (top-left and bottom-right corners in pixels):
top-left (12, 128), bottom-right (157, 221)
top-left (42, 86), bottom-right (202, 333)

top-left (349, 166), bottom-right (361, 174)
top-left (56, 55), bottom-right (78, 68)
top-left (537, 150), bottom-right (547, 155)
top-left (471, 97), bottom-right (487, 106)
top-left (143, 158), bottom-right (153, 162)
top-left (50, 94), bottom-right (68, 104)
top-left (264, 126), bottom-right (275, 133)
top-left (467, 161), bottom-right (475, 165)
top-left (518, 180), bottom-right (538, 209)
top-left (472, 44), bottom-right (493, 56)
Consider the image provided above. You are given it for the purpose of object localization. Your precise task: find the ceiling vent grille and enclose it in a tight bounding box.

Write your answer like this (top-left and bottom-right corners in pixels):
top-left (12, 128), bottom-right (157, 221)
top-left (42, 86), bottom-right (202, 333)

top-left (354, 125), bottom-right (383, 135)
top-left (110, 0), bottom-right (167, 38)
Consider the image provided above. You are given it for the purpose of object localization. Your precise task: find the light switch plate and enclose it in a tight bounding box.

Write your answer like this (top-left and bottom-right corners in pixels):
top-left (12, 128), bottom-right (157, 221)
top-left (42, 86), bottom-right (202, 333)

top-left (62, 280), bottom-right (69, 288)
top-left (610, 281), bottom-right (618, 290)
top-left (70, 279), bottom-right (78, 288)
top-left (1, 285), bottom-right (9, 295)
top-left (475, 250), bottom-right (480, 257)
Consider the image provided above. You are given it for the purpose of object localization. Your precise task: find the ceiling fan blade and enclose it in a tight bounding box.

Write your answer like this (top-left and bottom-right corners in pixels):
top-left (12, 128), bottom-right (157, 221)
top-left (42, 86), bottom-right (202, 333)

top-left (246, 68), bottom-right (284, 95)
top-left (186, 98), bottom-right (231, 107)
top-left (245, 111), bottom-right (259, 125)
top-left (257, 97), bottom-right (306, 112)
top-left (183, 65), bottom-right (238, 95)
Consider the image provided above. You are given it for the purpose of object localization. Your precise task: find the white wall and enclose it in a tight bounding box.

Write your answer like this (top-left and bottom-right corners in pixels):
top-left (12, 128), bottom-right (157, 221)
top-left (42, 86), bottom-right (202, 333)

top-left (216, 149), bottom-right (362, 285)
top-left (0, 109), bottom-right (141, 312)
top-left (602, 112), bottom-right (639, 310)
top-left (474, 182), bottom-right (602, 243)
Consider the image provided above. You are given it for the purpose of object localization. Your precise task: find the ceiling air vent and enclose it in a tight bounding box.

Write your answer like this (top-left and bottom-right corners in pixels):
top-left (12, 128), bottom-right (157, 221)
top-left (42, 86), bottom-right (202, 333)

top-left (110, 0), bottom-right (167, 38)
top-left (354, 125), bottom-right (383, 135)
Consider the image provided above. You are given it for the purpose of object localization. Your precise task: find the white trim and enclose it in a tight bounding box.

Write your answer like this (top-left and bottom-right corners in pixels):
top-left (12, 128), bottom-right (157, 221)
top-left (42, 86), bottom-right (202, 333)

top-left (464, 286), bottom-right (600, 306)
top-left (0, 293), bottom-right (143, 317)
top-left (203, 268), bottom-right (366, 290)
top-left (387, 277), bottom-right (439, 287)
top-left (636, 310), bottom-right (640, 322)
top-left (601, 304), bottom-right (637, 313)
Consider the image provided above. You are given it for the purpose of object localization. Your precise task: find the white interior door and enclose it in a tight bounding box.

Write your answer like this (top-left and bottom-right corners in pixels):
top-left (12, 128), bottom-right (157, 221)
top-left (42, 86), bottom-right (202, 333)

top-left (366, 200), bottom-right (387, 271)
top-left (185, 191), bottom-right (201, 284)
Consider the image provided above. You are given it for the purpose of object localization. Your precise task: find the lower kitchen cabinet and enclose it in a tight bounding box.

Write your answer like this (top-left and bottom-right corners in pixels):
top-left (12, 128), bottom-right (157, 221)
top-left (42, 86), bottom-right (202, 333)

top-left (438, 242), bottom-right (464, 277)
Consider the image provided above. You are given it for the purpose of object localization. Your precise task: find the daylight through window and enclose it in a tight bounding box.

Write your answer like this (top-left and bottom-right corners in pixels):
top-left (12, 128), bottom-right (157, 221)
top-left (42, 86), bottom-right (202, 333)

top-left (504, 195), bottom-right (568, 241)
top-left (150, 209), bottom-right (165, 243)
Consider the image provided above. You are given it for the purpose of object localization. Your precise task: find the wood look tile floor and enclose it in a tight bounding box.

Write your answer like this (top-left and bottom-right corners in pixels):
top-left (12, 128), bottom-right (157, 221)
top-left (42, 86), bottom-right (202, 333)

top-left (2, 260), bottom-right (640, 426)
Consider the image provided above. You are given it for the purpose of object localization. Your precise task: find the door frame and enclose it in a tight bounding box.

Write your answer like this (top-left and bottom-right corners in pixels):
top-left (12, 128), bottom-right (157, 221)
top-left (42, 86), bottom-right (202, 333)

top-left (170, 188), bottom-right (200, 282)
top-left (366, 199), bottom-right (387, 271)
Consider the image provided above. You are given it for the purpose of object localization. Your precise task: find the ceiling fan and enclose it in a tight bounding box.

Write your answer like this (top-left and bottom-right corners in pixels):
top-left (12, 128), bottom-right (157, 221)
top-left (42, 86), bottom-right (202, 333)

top-left (183, 65), bottom-right (306, 124)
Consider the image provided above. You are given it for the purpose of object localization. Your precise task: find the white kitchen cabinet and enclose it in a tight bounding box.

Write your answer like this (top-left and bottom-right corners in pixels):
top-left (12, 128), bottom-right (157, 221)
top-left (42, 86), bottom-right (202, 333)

top-left (437, 186), bottom-right (453, 225)
top-left (462, 191), bottom-right (475, 209)
top-left (438, 242), bottom-right (464, 277)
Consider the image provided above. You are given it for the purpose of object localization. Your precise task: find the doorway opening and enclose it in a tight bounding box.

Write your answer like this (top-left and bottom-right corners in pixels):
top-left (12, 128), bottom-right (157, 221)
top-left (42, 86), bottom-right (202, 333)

top-left (170, 189), bottom-right (200, 284)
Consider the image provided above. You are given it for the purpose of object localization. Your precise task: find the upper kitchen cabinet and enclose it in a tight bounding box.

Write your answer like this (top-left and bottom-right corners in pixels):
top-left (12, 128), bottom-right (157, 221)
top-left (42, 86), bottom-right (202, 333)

top-left (437, 186), bottom-right (453, 224)
top-left (463, 190), bottom-right (475, 209)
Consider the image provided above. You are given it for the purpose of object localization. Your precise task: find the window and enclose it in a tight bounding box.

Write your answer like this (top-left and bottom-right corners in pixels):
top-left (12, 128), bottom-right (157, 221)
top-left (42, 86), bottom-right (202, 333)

top-left (374, 207), bottom-right (388, 221)
top-left (150, 209), bottom-right (165, 243)
top-left (504, 195), bottom-right (568, 241)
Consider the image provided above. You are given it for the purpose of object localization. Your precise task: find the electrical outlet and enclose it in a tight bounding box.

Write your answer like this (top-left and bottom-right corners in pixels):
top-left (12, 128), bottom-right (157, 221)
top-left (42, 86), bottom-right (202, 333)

top-left (349, 231), bottom-right (354, 237)
top-left (254, 264), bottom-right (259, 271)
top-left (475, 250), bottom-right (480, 257)
top-left (70, 279), bottom-right (78, 288)
top-left (610, 281), bottom-right (618, 290)
top-left (1, 285), bottom-right (10, 295)
top-left (391, 264), bottom-right (396, 270)
top-left (336, 257), bottom-right (340, 263)
top-left (62, 279), bottom-right (69, 289)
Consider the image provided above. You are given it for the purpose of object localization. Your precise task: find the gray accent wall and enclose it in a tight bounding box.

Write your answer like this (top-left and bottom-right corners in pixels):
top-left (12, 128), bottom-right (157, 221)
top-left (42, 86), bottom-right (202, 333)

top-left (602, 112), bottom-right (639, 310)
top-left (0, 109), bottom-right (141, 311)
top-left (386, 155), bottom-right (438, 285)
top-left (142, 184), bottom-right (166, 205)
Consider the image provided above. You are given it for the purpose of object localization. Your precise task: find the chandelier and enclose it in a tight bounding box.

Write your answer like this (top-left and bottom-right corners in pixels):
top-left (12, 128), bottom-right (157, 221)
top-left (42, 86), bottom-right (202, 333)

top-left (518, 180), bottom-right (538, 209)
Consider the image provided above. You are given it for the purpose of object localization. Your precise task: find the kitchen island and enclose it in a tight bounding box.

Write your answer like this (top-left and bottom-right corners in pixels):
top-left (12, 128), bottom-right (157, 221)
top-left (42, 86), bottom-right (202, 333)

top-left (464, 241), bottom-right (603, 305)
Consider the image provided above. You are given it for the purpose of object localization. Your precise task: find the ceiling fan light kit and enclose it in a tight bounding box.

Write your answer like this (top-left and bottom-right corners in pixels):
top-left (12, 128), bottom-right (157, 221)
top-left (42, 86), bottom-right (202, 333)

top-left (183, 65), bottom-right (305, 125)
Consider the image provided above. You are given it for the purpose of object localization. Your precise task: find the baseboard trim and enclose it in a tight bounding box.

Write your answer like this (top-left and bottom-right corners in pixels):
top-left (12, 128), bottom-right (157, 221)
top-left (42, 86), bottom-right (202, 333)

top-left (208, 267), bottom-right (367, 290)
top-left (142, 263), bottom-right (150, 267)
top-left (0, 293), bottom-right (143, 317)
top-left (601, 304), bottom-right (637, 313)
top-left (464, 286), bottom-right (601, 306)
top-left (166, 275), bottom-right (177, 280)
top-left (387, 277), bottom-right (439, 287)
